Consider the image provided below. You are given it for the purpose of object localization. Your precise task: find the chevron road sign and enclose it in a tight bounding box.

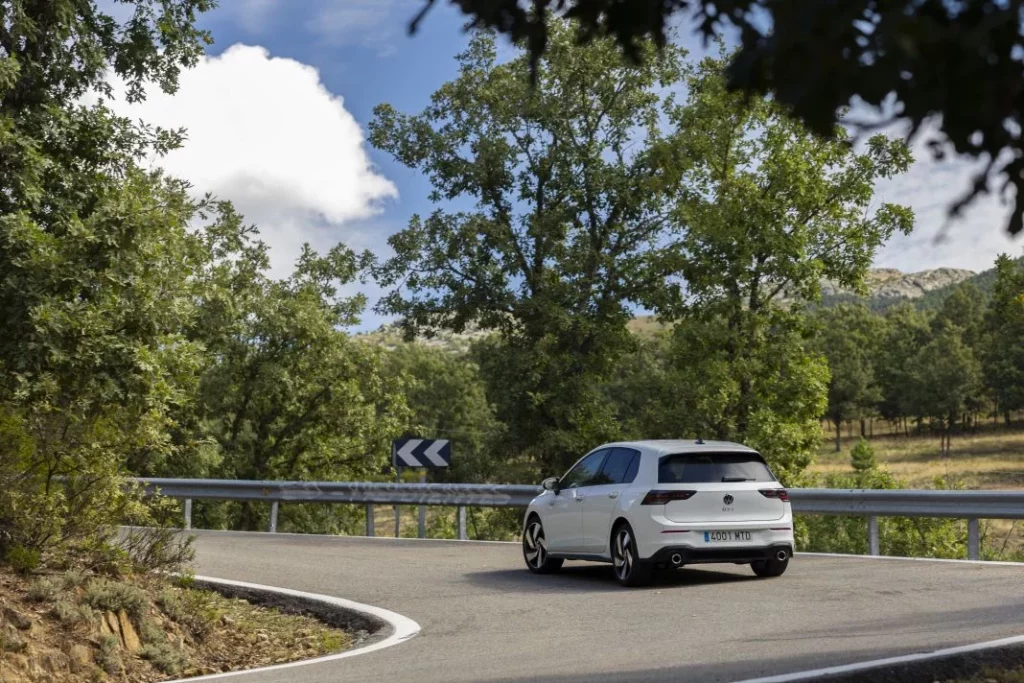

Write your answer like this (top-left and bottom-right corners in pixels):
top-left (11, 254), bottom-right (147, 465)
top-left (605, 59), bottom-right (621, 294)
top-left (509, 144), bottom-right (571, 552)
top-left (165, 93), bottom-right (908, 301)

top-left (392, 438), bottom-right (452, 468)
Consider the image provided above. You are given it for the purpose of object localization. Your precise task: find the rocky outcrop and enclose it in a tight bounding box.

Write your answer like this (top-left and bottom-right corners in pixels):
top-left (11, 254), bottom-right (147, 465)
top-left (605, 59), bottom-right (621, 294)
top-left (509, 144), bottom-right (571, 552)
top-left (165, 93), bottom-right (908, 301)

top-left (820, 267), bottom-right (976, 299)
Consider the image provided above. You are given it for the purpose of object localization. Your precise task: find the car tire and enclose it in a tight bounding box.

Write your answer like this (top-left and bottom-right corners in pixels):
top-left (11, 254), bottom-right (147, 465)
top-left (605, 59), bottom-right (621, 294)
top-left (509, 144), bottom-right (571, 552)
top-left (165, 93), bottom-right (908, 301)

top-left (751, 555), bottom-right (789, 578)
top-left (611, 522), bottom-right (652, 587)
top-left (523, 517), bottom-right (563, 574)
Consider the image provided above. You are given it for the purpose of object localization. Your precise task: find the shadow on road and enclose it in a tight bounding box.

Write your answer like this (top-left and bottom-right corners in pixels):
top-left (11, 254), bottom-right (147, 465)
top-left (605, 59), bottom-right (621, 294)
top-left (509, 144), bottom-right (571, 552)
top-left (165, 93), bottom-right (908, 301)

top-left (464, 563), bottom-right (757, 593)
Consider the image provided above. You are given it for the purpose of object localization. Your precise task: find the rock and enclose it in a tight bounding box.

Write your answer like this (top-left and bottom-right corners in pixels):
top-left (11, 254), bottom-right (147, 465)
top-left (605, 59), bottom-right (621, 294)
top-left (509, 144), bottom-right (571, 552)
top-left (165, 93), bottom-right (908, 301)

top-left (818, 267), bottom-right (976, 300)
top-left (2, 606), bottom-right (32, 631)
top-left (38, 651), bottom-right (68, 674)
top-left (220, 615), bottom-right (236, 627)
top-left (1, 626), bottom-right (27, 652)
top-left (116, 609), bottom-right (142, 653)
top-left (66, 644), bottom-right (93, 672)
top-left (256, 632), bottom-right (269, 643)
top-left (98, 611), bottom-right (118, 639)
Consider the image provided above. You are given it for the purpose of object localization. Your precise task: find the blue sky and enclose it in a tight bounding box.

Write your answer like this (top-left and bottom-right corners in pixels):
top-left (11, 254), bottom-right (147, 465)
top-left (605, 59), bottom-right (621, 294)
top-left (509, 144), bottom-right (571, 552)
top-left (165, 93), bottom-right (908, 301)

top-left (106, 0), bottom-right (1024, 331)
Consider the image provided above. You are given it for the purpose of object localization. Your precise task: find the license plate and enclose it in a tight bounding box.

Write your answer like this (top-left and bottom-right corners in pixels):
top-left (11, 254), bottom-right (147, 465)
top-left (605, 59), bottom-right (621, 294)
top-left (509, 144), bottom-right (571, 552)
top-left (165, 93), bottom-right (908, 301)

top-left (704, 530), bottom-right (752, 543)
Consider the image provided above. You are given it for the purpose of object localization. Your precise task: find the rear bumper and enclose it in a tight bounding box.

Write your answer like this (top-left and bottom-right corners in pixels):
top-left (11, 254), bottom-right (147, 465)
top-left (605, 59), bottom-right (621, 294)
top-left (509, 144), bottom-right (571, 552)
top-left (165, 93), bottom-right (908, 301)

top-left (649, 543), bottom-right (793, 565)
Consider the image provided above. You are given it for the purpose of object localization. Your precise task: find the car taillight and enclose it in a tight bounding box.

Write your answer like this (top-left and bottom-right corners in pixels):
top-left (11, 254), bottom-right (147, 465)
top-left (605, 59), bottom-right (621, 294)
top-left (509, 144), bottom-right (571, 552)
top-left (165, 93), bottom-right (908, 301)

top-left (759, 488), bottom-right (789, 502)
top-left (641, 490), bottom-right (696, 505)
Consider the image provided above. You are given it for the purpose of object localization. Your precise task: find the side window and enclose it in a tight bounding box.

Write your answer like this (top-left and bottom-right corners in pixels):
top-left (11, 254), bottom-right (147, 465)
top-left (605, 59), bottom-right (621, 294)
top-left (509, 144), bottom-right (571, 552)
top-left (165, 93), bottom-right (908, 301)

top-left (622, 449), bottom-right (641, 484)
top-left (595, 448), bottom-right (641, 485)
top-left (560, 449), bottom-right (610, 488)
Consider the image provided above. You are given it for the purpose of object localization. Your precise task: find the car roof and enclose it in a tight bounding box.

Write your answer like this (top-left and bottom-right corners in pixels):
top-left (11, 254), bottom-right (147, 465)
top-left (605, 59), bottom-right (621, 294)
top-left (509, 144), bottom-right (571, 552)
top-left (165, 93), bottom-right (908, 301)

top-left (601, 439), bottom-right (759, 456)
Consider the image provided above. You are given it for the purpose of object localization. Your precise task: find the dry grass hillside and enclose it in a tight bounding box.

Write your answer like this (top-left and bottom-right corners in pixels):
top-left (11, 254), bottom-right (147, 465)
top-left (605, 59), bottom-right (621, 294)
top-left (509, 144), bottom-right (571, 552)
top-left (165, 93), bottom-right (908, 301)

top-left (0, 571), bottom-right (350, 682)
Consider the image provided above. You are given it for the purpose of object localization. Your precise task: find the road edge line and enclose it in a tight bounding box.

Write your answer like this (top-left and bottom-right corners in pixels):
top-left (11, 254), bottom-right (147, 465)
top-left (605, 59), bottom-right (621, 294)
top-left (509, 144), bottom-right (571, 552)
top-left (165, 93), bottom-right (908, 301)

top-left (729, 635), bottom-right (1024, 683)
top-left (797, 551), bottom-right (1024, 567)
top-left (163, 575), bottom-right (421, 682)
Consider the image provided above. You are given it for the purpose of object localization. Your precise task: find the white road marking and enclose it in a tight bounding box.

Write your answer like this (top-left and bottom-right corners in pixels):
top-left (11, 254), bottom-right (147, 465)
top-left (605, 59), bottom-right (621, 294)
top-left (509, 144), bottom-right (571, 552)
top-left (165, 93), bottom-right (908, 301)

top-left (163, 575), bottom-right (420, 682)
top-left (729, 635), bottom-right (1024, 683)
top-left (798, 551), bottom-right (1024, 567)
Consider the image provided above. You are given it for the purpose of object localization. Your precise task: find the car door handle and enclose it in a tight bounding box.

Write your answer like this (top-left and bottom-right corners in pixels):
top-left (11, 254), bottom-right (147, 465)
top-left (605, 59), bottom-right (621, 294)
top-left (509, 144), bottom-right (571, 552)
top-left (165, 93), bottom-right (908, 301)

top-left (608, 491), bottom-right (620, 499)
top-left (575, 494), bottom-right (584, 502)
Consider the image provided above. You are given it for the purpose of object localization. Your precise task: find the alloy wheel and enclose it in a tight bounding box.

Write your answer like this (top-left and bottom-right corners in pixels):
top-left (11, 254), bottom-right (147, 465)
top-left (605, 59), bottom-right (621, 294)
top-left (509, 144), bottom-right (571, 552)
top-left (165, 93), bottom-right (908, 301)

top-left (613, 527), bottom-right (634, 581)
top-left (524, 521), bottom-right (548, 569)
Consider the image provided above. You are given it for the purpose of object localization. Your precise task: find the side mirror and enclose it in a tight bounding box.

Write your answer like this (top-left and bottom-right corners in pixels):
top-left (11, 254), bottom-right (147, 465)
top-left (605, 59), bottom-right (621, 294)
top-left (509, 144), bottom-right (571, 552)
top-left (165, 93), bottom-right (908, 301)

top-left (541, 477), bottom-right (560, 493)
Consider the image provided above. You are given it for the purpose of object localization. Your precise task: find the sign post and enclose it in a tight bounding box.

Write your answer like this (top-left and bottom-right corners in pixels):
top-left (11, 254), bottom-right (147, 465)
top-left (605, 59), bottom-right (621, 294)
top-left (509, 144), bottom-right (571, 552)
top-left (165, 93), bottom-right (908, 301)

top-left (392, 441), bottom-right (401, 538)
top-left (391, 437), bottom-right (452, 540)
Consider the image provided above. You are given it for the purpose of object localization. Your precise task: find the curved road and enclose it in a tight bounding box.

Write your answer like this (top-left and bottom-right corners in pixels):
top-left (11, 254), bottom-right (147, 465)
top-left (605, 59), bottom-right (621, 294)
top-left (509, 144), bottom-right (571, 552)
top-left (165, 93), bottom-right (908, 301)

top-left (192, 531), bottom-right (1024, 683)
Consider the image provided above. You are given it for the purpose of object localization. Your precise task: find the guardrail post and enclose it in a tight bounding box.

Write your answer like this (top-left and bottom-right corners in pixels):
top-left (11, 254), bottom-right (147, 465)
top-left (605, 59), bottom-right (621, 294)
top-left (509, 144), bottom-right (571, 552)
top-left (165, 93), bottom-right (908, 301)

top-left (418, 470), bottom-right (427, 539)
top-left (867, 516), bottom-right (880, 556)
top-left (458, 505), bottom-right (467, 540)
top-left (967, 518), bottom-right (980, 560)
top-left (268, 501), bottom-right (279, 533)
top-left (183, 499), bottom-right (192, 531)
top-left (365, 504), bottom-right (375, 537)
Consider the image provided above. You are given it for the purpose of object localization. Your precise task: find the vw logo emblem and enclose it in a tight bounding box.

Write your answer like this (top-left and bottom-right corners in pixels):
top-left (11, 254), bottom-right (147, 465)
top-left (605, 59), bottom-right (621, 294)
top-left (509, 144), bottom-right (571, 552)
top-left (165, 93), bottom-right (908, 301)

top-left (723, 494), bottom-right (734, 505)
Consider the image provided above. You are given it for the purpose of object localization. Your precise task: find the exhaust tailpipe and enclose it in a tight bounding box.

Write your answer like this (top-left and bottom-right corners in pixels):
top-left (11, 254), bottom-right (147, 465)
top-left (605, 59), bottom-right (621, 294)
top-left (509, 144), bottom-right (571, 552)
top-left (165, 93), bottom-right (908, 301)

top-left (670, 553), bottom-right (683, 566)
top-left (776, 550), bottom-right (789, 562)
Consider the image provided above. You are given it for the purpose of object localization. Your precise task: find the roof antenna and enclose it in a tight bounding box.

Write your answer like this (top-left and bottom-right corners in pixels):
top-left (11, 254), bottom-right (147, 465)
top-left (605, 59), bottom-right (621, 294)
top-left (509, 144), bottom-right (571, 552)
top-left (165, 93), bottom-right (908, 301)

top-left (695, 436), bottom-right (705, 445)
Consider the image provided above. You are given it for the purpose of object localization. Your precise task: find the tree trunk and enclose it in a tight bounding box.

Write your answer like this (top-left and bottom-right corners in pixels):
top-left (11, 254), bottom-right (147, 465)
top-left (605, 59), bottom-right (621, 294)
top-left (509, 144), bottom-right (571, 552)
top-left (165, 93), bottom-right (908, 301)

top-left (1006, 411), bottom-right (1012, 428)
top-left (834, 419), bottom-right (841, 453)
top-left (860, 418), bottom-right (866, 438)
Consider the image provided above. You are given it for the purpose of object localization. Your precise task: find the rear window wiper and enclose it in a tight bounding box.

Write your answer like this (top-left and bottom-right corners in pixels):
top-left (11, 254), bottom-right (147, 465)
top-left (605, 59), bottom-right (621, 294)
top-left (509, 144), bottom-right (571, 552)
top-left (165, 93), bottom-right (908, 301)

top-left (721, 476), bottom-right (754, 482)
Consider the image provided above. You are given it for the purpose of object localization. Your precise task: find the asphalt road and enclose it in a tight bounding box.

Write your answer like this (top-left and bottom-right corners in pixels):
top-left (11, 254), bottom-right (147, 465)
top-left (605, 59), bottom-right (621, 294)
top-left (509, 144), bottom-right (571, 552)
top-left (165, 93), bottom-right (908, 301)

top-left (191, 531), bottom-right (1024, 683)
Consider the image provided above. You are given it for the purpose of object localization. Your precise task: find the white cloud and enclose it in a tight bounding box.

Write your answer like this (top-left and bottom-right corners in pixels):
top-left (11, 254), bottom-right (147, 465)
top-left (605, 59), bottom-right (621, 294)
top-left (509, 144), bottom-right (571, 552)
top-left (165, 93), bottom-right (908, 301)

top-left (99, 44), bottom-right (397, 278)
top-left (869, 121), bottom-right (1023, 274)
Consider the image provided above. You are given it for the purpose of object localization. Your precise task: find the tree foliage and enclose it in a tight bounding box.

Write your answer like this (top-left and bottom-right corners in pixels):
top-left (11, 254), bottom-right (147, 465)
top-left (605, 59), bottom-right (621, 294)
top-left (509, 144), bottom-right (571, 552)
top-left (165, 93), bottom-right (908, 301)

top-left (410, 0), bottom-right (1024, 236)
top-left (812, 305), bottom-right (883, 451)
top-left (371, 23), bottom-right (690, 473)
top-left (982, 256), bottom-right (1024, 423)
top-left (0, 0), bottom-right (215, 565)
top-left (645, 57), bottom-right (911, 480)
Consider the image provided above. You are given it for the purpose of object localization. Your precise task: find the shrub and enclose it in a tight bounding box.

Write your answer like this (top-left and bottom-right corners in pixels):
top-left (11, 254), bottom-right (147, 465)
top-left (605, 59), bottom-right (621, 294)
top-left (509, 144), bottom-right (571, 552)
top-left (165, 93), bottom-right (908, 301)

top-left (850, 438), bottom-right (877, 472)
top-left (5, 545), bottom-right (41, 574)
top-left (83, 579), bottom-right (148, 619)
top-left (26, 577), bottom-right (59, 602)
top-left (52, 600), bottom-right (94, 625)
top-left (61, 569), bottom-right (90, 590)
top-left (96, 635), bottom-right (123, 675)
top-left (140, 641), bottom-right (187, 675)
top-left (157, 587), bottom-right (220, 640)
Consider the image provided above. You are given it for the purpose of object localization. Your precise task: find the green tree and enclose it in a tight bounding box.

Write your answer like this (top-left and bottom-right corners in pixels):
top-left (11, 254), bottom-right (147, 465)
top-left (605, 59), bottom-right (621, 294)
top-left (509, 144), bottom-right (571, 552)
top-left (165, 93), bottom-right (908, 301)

top-left (933, 282), bottom-right (984, 349)
top-left (907, 323), bottom-right (984, 455)
top-left (874, 303), bottom-right (933, 434)
top-left (409, 0), bottom-right (1024, 236)
top-left (370, 23), bottom-right (690, 475)
top-left (0, 0), bottom-right (214, 564)
top-left (383, 343), bottom-right (505, 483)
top-left (188, 245), bottom-right (409, 532)
top-left (812, 304), bottom-right (884, 451)
top-left (646, 57), bottom-right (912, 480)
top-left (982, 255), bottom-right (1024, 425)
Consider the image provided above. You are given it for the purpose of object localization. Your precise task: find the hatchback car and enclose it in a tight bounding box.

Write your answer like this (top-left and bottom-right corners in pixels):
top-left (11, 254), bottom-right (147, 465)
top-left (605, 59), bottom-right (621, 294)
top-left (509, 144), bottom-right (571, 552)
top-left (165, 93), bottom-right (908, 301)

top-left (521, 440), bottom-right (794, 586)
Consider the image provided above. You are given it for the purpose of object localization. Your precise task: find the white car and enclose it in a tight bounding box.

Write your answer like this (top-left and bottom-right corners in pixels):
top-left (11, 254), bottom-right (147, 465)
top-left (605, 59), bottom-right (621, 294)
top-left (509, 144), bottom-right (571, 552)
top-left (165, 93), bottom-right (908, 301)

top-left (521, 439), bottom-right (794, 586)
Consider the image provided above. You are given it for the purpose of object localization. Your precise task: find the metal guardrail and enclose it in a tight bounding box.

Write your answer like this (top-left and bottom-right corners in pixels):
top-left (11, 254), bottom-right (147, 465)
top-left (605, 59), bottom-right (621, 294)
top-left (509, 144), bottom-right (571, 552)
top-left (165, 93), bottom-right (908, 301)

top-left (134, 478), bottom-right (1024, 561)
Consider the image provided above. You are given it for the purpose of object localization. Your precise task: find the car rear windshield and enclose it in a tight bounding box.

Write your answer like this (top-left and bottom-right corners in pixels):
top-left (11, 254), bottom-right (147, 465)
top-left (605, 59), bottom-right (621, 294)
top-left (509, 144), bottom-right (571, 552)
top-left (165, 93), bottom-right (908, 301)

top-left (658, 452), bottom-right (776, 483)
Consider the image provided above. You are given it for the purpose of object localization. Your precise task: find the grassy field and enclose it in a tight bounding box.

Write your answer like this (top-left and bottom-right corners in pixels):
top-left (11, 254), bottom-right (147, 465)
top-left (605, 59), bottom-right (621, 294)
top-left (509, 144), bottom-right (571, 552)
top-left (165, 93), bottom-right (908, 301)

top-left (812, 421), bottom-right (1024, 489)
top-left (811, 420), bottom-right (1024, 556)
